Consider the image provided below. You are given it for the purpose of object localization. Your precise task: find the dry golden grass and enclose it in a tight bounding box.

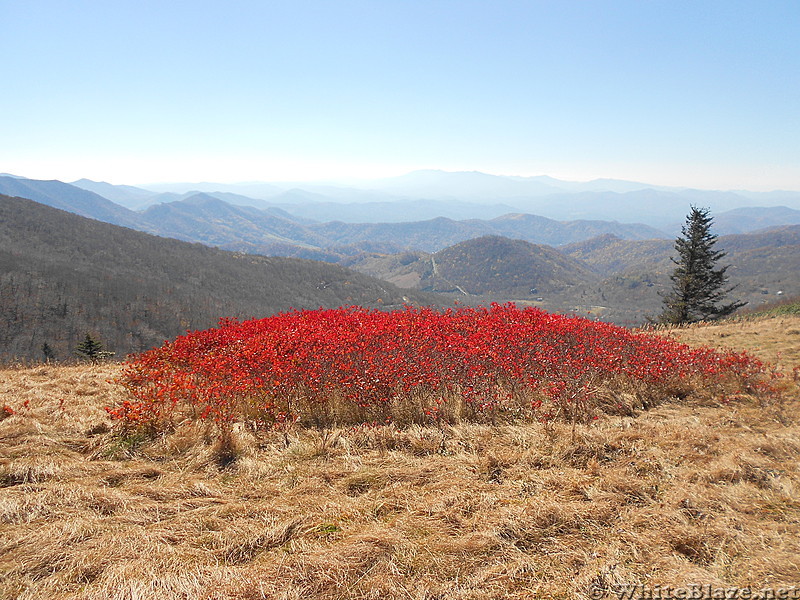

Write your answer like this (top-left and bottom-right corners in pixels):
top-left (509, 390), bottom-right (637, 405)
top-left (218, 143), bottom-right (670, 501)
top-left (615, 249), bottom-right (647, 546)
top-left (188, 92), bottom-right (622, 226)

top-left (1, 316), bottom-right (799, 599)
top-left (666, 313), bottom-right (800, 372)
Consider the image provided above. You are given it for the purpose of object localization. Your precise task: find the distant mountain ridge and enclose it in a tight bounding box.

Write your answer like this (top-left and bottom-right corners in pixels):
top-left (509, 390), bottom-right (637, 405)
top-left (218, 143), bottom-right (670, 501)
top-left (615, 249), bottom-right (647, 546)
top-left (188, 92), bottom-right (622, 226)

top-left (2, 176), bottom-right (671, 255)
top-left (709, 206), bottom-right (800, 234)
top-left (5, 171), bottom-right (799, 245)
top-left (67, 170), bottom-right (800, 228)
top-left (70, 179), bottom-right (156, 210)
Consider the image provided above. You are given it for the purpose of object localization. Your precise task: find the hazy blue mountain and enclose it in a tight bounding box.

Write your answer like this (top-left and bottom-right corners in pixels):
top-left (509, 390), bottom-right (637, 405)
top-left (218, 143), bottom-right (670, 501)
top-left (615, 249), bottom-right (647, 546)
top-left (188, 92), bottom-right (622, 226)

top-left (488, 213), bottom-right (667, 243)
top-left (557, 177), bottom-right (674, 193)
top-left (142, 190), bottom-right (294, 213)
top-left (82, 170), bottom-right (800, 230)
top-left (128, 170), bottom-right (680, 203)
top-left (365, 169), bottom-right (564, 199)
top-left (3, 176), bottom-right (667, 255)
top-left (0, 176), bottom-right (142, 228)
top-left (269, 188), bottom-right (334, 205)
top-left (139, 194), bottom-right (325, 247)
top-left (308, 213), bottom-right (665, 253)
top-left (709, 206), bottom-right (800, 235)
top-left (7, 174), bottom-right (798, 268)
top-left (140, 181), bottom-right (284, 199)
top-left (276, 199), bottom-right (520, 223)
top-left (732, 190), bottom-right (800, 204)
top-left (205, 191), bottom-right (279, 210)
top-left (70, 179), bottom-right (158, 209)
top-left (269, 185), bottom-right (402, 204)
top-left (504, 189), bottom-right (760, 230)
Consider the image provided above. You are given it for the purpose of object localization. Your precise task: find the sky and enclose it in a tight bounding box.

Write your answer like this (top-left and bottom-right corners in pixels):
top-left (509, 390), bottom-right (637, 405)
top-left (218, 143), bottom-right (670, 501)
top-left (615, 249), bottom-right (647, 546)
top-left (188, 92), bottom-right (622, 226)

top-left (1, 0), bottom-right (798, 190)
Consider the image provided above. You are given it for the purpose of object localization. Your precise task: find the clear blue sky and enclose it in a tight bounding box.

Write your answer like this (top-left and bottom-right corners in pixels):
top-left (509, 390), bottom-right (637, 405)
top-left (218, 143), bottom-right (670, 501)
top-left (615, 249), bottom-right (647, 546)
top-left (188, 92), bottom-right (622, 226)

top-left (1, 0), bottom-right (798, 189)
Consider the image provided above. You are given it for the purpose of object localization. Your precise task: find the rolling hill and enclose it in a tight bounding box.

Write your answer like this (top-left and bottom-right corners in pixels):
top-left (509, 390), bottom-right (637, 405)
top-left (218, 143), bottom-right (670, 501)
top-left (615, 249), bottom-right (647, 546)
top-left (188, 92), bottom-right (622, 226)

top-left (4, 175), bottom-right (800, 328)
top-left (431, 236), bottom-right (598, 296)
top-left (343, 236), bottom-right (599, 297)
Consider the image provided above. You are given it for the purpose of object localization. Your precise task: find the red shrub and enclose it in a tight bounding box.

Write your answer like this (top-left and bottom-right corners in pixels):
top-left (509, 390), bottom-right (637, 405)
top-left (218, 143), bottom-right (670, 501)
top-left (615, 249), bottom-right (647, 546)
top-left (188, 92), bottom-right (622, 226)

top-left (108, 304), bottom-right (776, 430)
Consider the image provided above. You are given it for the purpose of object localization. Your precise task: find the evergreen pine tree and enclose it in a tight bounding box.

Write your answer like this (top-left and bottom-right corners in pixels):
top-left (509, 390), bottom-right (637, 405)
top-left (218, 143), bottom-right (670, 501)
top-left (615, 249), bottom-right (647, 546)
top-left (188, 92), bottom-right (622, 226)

top-left (659, 206), bottom-right (745, 324)
top-left (41, 342), bottom-right (56, 362)
top-left (75, 333), bottom-right (111, 363)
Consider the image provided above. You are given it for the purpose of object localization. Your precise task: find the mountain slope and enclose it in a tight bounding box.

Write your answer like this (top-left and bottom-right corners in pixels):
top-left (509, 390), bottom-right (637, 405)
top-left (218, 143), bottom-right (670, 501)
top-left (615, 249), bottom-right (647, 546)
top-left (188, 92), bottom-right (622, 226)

top-left (343, 236), bottom-right (599, 297)
top-left (70, 178), bottom-right (158, 209)
top-left (432, 235), bottom-right (599, 296)
top-left (0, 195), bottom-right (438, 361)
top-left (488, 213), bottom-right (667, 244)
top-left (342, 227), bottom-right (800, 325)
top-left (560, 235), bottom-right (673, 276)
top-left (311, 217), bottom-right (495, 252)
top-left (712, 206), bottom-right (800, 235)
top-left (139, 193), bottom-right (326, 248)
top-left (0, 176), bottom-right (142, 228)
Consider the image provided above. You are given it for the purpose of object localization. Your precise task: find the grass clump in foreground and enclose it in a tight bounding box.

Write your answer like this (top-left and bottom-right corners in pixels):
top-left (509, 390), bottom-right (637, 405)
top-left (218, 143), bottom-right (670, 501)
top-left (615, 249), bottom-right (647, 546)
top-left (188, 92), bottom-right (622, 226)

top-left (0, 311), bottom-right (798, 599)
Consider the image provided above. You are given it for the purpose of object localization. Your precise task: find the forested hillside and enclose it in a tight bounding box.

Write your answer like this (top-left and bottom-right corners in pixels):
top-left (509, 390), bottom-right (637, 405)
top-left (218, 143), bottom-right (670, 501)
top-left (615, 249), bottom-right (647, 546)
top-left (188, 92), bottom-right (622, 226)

top-left (343, 236), bottom-right (599, 296)
top-left (0, 195), bottom-right (437, 361)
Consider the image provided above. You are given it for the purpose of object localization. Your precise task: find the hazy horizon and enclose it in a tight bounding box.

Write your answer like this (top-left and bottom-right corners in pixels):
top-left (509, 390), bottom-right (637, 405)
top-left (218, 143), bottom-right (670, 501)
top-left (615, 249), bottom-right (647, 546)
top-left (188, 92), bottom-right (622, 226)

top-left (2, 168), bottom-right (798, 196)
top-left (2, 1), bottom-right (798, 191)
